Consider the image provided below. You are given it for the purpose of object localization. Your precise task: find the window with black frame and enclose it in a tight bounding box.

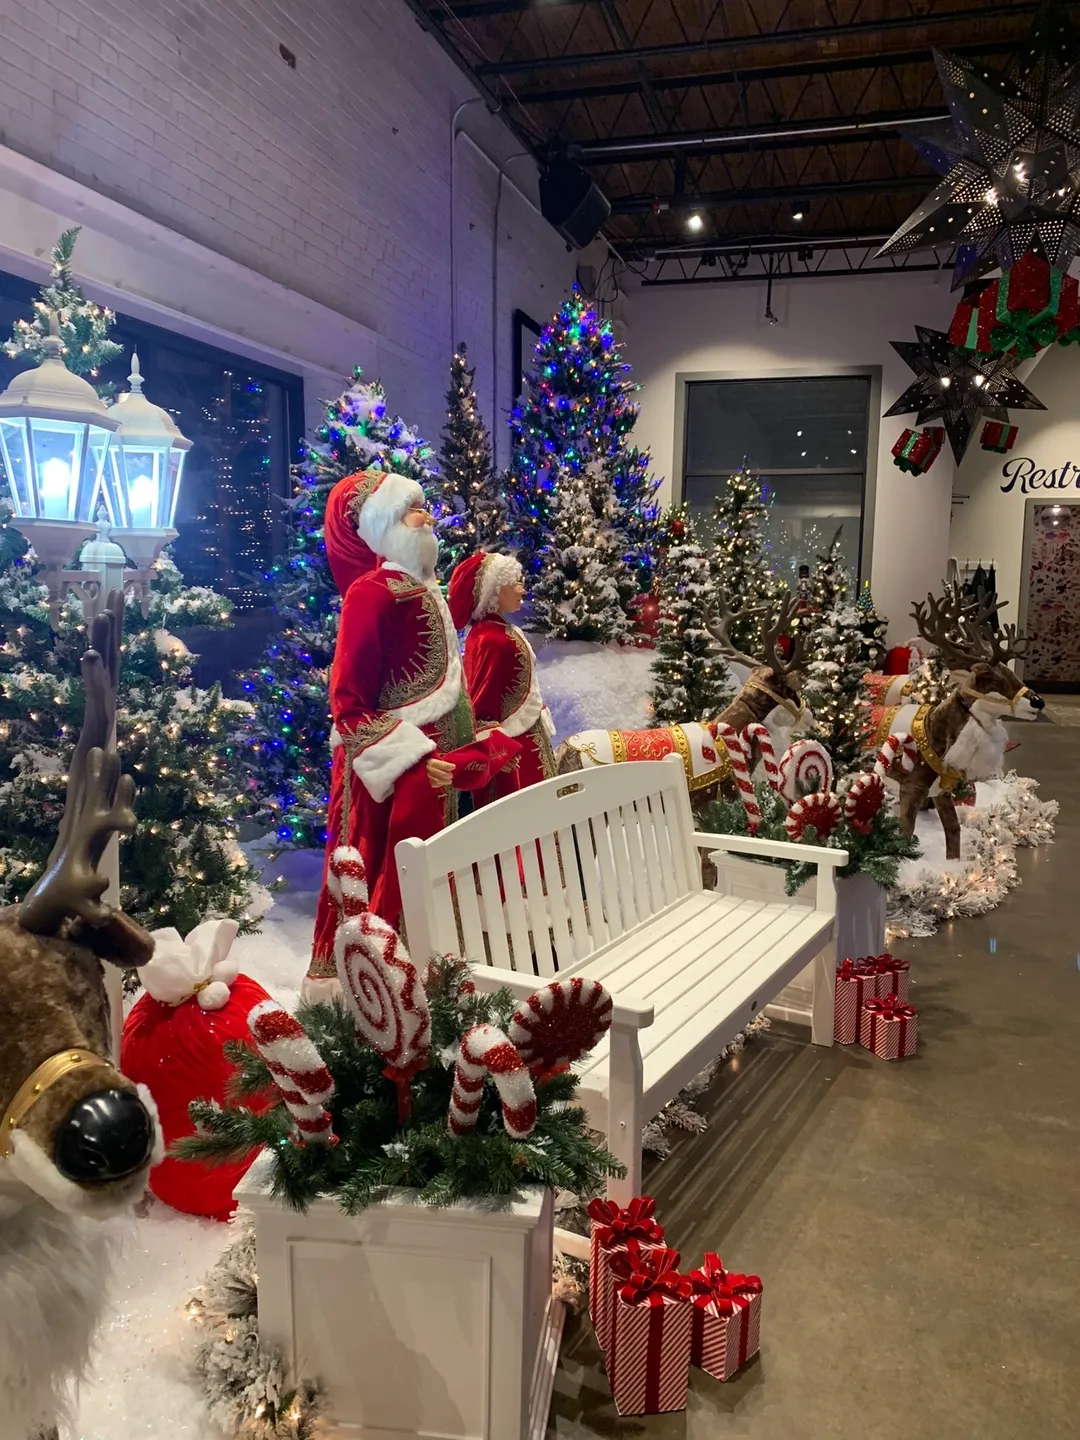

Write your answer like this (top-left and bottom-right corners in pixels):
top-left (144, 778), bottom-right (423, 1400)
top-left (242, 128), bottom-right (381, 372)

top-left (0, 269), bottom-right (304, 609)
top-left (682, 375), bottom-right (872, 581)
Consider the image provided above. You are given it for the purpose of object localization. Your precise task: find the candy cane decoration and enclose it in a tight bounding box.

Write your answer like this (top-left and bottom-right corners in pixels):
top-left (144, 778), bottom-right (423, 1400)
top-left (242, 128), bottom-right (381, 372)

top-left (449, 1023), bottom-right (537, 1139)
top-left (742, 723), bottom-right (780, 792)
top-left (784, 790), bottom-right (842, 842)
top-left (874, 732), bottom-right (918, 779)
top-left (715, 721), bottom-right (760, 833)
top-left (779, 738), bottom-right (834, 801)
top-left (248, 999), bottom-right (338, 1145)
top-left (844, 772), bottom-right (886, 833)
top-left (509, 977), bottom-right (613, 1077)
top-left (328, 844), bottom-right (369, 919)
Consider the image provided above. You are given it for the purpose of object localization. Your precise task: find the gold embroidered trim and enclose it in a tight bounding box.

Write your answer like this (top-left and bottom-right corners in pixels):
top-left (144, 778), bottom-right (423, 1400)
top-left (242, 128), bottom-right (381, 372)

top-left (688, 729), bottom-right (734, 793)
top-left (504, 626), bottom-right (532, 720)
top-left (530, 718), bottom-right (557, 779)
top-left (306, 953), bottom-right (338, 980)
top-left (610, 730), bottom-right (629, 764)
top-left (873, 705), bottom-right (902, 749)
top-left (337, 720), bottom-right (395, 837)
top-left (346, 468), bottom-right (388, 525)
top-left (910, 704), bottom-right (964, 793)
top-left (384, 571), bottom-right (425, 599)
top-left (380, 589), bottom-right (448, 709)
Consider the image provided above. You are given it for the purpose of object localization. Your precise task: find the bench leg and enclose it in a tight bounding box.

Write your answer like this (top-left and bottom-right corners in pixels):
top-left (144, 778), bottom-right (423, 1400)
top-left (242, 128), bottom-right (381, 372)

top-left (810, 933), bottom-right (836, 1047)
top-left (605, 1022), bottom-right (644, 1204)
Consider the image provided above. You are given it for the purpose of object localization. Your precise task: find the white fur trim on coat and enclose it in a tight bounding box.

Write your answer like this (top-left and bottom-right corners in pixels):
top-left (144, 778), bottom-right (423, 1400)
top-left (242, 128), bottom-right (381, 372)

top-left (352, 719), bottom-right (436, 803)
top-left (474, 554), bottom-right (523, 619)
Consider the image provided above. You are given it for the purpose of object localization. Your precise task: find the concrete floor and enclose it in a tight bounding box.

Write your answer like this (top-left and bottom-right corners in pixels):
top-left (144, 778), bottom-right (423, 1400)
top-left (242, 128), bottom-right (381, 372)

top-left (549, 718), bottom-right (1079, 1439)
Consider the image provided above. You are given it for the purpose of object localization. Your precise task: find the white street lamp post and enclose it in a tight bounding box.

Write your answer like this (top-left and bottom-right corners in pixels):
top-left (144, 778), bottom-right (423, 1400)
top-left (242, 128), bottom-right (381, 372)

top-left (0, 323), bottom-right (193, 1057)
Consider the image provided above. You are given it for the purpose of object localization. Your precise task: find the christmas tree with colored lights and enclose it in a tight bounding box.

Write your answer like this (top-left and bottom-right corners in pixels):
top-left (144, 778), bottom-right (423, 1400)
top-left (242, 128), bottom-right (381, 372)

top-left (3, 226), bottom-right (124, 387)
top-left (433, 344), bottom-right (505, 572)
top-left (708, 467), bottom-right (786, 656)
top-left (507, 290), bottom-right (659, 589)
top-left (802, 535), bottom-right (870, 776)
top-left (0, 524), bottom-right (263, 933)
top-left (240, 372), bottom-right (438, 847)
top-left (649, 539), bottom-right (733, 724)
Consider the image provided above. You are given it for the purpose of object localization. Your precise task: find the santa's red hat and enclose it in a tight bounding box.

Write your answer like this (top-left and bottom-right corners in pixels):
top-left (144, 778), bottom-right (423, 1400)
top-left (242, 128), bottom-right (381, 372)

top-left (447, 551), bottom-right (524, 630)
top-left (325, 468), bottom-right (424, 596)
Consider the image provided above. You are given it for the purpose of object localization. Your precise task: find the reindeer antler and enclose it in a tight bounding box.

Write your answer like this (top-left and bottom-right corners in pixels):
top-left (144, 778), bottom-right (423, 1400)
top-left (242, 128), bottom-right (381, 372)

top-left (18, 592), bottom-right (139, 937)
top-left (759, 591), bottom-right (806, 678)
top-left (706, 588), bottom-right (769, 669)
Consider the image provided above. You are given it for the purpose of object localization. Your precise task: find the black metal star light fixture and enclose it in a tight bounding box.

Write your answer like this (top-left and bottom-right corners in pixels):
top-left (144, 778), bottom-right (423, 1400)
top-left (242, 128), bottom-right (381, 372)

top-left (877, 1), bottom-right (1080, 285)
top-left (884, 326), bottom-right (1046, 464)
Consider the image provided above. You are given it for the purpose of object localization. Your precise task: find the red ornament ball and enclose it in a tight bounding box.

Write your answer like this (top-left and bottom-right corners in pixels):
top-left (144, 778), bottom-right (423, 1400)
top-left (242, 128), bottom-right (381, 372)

top-left (121, 974), bottom-right (275, 1219)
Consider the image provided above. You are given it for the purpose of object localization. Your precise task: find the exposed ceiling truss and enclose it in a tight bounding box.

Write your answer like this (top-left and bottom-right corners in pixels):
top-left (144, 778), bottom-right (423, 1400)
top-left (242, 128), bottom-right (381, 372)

top-left (406, 0), bottom-right (1073, 284)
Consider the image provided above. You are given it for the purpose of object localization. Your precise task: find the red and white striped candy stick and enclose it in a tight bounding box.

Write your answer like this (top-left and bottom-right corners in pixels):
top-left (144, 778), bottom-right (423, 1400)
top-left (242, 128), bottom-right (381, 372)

top-left (779, 738), bottom-right (834, 800)
top-left (874, 732), bottom-right (918, 779)
top-left (449, 1023), bottom-right (537, 1139)
top-left (327, 844), bottom-right (369, 918)
top-left (715, 722), bottom-right (760, 833)
top-left (742, 723), bottom-right (780, 792)
top-left (248, 999), bottom-right (338, 1145)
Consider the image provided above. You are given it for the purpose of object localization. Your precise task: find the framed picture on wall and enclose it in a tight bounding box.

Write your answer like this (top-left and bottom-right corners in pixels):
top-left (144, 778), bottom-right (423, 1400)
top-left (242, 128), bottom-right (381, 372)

top-left (512, 309), bottom-right (543, 399)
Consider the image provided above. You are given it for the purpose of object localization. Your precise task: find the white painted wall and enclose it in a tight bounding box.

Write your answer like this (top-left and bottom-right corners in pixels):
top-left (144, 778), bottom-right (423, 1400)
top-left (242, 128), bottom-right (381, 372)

top-left (0, 0), bottom-right (587, 453)
top-left (626, 271), bottom-right (958, 641)
top-left (950, 342), bottom-right (1080, 628)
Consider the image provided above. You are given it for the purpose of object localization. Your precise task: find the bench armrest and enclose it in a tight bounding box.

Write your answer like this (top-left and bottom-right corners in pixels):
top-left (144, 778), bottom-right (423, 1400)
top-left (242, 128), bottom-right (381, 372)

top-left (693, 830), bottom-right (849, 868)
top-left (469, 963), bottom-right (655, 1029)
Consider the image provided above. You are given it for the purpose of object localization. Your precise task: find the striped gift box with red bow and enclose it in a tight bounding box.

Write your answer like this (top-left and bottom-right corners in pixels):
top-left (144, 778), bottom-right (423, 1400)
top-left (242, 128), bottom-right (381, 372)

top-left (688, 1253), bottom-right (764, 1382)
top-left (860, 995), bottom-right (918, 1060)
top-left (587, 1196), bottom-right (666, 1354)
top-left (607, 1244), bottom-right (694, 1415)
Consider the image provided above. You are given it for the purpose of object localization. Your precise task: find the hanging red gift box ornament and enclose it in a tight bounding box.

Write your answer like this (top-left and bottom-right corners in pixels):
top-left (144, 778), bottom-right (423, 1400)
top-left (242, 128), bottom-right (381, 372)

top-left (949, 255), bottom-right (1080, 359)
top-left (891, 426), bottom-right (944, 475)
top-left (979, 420), bottom-right (1018, 454)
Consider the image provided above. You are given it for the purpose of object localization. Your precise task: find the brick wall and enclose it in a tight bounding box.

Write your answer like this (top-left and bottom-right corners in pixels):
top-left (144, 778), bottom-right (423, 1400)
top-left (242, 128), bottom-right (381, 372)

top-left (0, 0), bottom-right (583, 458)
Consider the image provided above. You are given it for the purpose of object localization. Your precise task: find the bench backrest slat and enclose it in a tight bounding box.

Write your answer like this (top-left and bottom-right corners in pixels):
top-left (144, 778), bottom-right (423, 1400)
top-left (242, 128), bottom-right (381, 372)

top-left (396, 756), bottom-right (696, 973)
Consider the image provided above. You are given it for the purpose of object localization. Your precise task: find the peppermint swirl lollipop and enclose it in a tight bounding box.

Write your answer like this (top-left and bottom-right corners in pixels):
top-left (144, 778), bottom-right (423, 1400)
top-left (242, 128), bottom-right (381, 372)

top-left (844, 772), bottom-right (886, 834)
top-left (784, 790), bottom-right (842, 842)
top-left (508, 977), bottom-right (613, 1077)
top-left (779, 738), bottom-right (834, 801)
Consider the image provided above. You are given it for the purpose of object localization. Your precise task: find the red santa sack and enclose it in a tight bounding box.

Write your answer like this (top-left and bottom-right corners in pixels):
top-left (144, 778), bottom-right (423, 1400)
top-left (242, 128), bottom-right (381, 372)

top-left (121, 919), bottom-right (274, 1219)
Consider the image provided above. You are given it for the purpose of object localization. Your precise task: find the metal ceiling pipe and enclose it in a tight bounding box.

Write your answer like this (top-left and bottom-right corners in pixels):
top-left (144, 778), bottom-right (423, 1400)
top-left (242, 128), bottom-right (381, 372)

top-left (570, 111), bottom-right (945, 161)
top-left (475, 1), bottom-right (1060, 77)
top-left (610, 174), bottom-right (927, 215)
top-left (635, 233), bottom-right (896, 260)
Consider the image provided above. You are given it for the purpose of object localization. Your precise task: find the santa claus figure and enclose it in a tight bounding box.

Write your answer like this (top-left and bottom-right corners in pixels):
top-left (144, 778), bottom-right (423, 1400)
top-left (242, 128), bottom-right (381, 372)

top-left (305, 471), bottom-right (505, 997)
top-left (448, 551), bottom-right (557, 804)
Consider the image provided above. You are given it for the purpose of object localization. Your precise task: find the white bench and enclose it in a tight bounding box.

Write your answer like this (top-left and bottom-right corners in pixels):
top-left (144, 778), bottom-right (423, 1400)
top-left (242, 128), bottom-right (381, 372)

top-left (396, 755), bottom-right (847, 1204)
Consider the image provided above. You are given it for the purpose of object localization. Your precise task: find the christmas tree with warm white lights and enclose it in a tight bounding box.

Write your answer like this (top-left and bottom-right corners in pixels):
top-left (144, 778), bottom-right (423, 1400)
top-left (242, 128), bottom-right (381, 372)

top-left (649, 535), bottom-right (733, 724)
top-left (708, 466), bottom-right (786, 656)
top-left (507, 290), bottom-right (659, 593)
top-left (433, 344), bottom-right (505, 572)
top-left (803, 534), bottom-right (870, 776)
top-left (240, 372), bottom-right (438, 846)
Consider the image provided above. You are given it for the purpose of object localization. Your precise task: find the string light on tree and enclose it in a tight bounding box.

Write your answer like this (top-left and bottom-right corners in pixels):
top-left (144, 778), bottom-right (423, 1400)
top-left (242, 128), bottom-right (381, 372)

top-left (708, 465), bottom-right (787, 656)
top-left (433, 344), bottom-right (505, 574)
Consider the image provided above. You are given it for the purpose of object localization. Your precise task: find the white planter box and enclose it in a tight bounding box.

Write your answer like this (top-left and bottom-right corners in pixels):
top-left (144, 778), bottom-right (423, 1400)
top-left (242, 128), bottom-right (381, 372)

top-left (710, 858), bottom-right (886, 1044)
top-left (235, 1155), bottom-right (562, 1440)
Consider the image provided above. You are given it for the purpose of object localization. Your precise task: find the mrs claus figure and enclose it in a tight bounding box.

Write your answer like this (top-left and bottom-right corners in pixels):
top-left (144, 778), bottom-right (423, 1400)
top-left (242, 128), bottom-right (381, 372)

top-left (448, 551), bottom-right (557, 804)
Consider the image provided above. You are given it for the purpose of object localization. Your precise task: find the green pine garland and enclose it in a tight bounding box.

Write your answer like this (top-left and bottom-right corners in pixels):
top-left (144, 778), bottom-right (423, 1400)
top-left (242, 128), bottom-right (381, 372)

top-left (178, 957), bottom-right (623, 1212)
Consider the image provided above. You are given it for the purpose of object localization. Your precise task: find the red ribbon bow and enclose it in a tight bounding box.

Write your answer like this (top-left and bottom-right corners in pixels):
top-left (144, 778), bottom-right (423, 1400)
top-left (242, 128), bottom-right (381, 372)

top-left (837, 958), bottom-right (874, 980)
top-left (863, 996), bottom-right (916, 1021)
top-left (873, 953), bottom-right (909, 974)
top-left (587, 1195), bottom-right (665, 1247)
top-left (689, 1252), bottom-right (763, 1313)
top-left (381, 1055), bottom-right (429, 1121)
top-left (610, 1244), bottom-right (692, 1306)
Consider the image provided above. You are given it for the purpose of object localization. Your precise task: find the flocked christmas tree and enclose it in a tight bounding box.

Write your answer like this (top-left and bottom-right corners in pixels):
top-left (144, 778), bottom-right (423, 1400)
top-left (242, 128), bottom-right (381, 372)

top-left (530, 466), bottom-right (635, 642)
top-left (432, 344), bottom-right (505, 573)
top-left (708, 466), bottom-right (786, 657)
top-left (3, 226), bottom-right (124, 388)
top-left (649, 539), bottom-right (733, 724)
top-left (507, 289), bottom-right (659, 585)
top-left (855, 581), bottom-right (888, 671)
top-left (240, 372), bottom-right (438, 846)
top-left (802, 536), bottom-right (871, 777)
top-left (0, 523), bottom-right (263, 932)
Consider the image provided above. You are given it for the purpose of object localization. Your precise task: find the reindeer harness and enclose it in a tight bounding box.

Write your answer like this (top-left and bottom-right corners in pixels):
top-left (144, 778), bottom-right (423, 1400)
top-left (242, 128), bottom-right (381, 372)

top-left (0, 1048), bottom-right (104, 1160)
top-left (566, 721), bottom-right (735, 792)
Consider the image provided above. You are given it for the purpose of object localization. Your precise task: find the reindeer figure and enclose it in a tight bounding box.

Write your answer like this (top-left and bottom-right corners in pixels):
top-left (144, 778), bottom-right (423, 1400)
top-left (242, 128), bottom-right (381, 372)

top-left (554, 589), bottom-right (808, 808)
top-left (872, 584), bottom-right (1044, 859)
top-left (0, 593), bottom-right (161, 1440)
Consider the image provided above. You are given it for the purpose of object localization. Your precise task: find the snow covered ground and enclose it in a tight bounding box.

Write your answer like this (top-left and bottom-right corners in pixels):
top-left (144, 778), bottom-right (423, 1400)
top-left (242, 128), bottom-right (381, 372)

top-left (531, 637), bottom-right (654, 738)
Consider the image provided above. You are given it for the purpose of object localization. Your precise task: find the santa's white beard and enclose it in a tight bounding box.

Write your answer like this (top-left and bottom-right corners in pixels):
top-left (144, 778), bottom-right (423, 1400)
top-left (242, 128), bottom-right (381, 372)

top-left (382, 520), bottom-right (439, 581)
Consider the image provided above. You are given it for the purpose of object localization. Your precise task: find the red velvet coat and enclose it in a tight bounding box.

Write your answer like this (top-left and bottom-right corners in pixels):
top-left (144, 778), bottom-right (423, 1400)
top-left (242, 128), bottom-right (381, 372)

top-left (464, 616), bottom-right (556, 803)
top-left (308, 563), bottom-right (473, 977)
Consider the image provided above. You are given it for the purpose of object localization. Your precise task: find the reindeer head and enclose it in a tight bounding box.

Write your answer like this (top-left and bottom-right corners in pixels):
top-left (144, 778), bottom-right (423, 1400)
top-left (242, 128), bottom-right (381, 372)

top-left (912, 584), bottom-right (1045, 721)
top-left (0, 594), bottom-right (160, 1218)
top-left (707, 589), bottom-right (807, 727)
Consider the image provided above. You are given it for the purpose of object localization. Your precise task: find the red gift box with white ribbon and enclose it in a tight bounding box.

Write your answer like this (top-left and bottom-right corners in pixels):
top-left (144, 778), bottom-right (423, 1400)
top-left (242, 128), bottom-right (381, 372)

top-left (859, 995), bottom-right (918, 1060)
top-left (607, 1245), bottom-right (694, 1415)
top-left (688, 1253), bottom-right (764, 1382)
top-left (834, 959), bottom-right (878, 1044)
top-left (870, 953), bottom-right (911, 1004)
top-left (587, 1196), bottom-right (666, 1354)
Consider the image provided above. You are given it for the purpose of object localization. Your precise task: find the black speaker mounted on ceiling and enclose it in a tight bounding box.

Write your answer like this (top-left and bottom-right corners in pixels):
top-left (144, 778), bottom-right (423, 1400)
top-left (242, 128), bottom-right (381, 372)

top-left (539, 155), bottom-right (610, 249)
